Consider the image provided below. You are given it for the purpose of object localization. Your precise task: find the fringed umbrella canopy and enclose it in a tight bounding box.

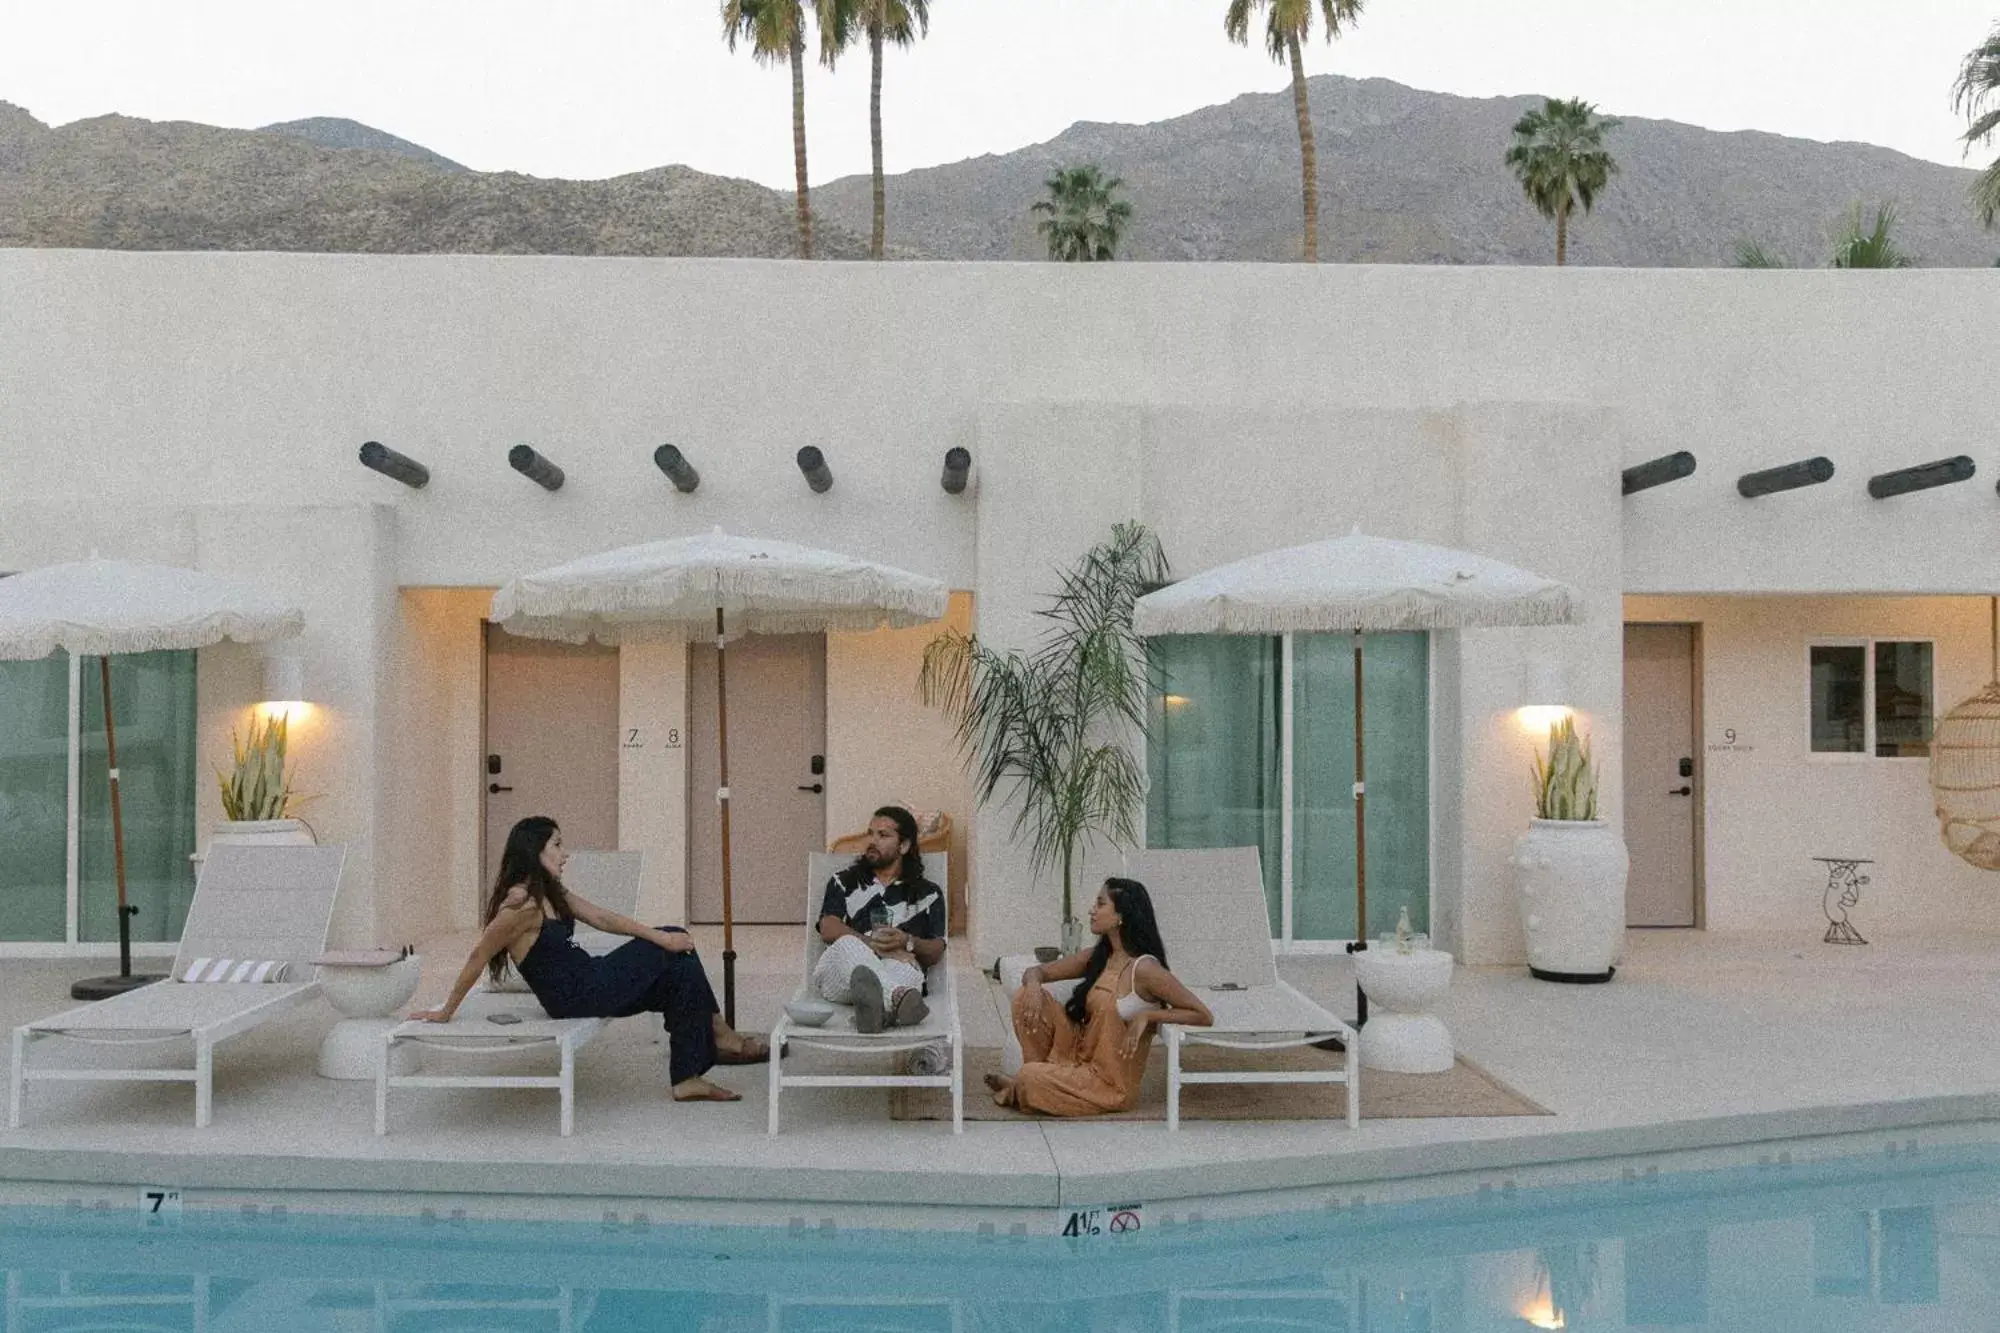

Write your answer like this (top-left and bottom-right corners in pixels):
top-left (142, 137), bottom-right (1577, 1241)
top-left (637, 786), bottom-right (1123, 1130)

top-left (490, 530), bottom-right (948, 645)
top-left (0, 558), bottom-right (305, 660)
top-left (1131, 532), bottom-right (1581, 637)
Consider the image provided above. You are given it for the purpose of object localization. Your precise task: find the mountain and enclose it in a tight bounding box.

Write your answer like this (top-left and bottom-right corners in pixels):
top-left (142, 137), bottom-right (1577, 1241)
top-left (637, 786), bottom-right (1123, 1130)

top-left (257, 116), bottom-right (468, 172)
top-left (1, 75), bottom-right (1993, 266)
top-left (812, 75), bottom-right (1996, 267)
top-left (0, 103), bottom-right (870, 258)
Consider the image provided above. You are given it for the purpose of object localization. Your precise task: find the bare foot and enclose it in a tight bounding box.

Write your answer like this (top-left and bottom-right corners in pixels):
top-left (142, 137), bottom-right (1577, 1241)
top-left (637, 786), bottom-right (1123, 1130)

top-left (671, 1077), bottom-right (742, 1103)
top-left (983, 1072), bottom-right (1016, 1107)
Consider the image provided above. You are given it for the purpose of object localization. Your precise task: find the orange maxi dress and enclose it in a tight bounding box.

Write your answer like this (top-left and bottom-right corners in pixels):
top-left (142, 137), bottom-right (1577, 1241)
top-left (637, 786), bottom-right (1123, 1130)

top-left (1010, 955), bottom-right (1156, 1116)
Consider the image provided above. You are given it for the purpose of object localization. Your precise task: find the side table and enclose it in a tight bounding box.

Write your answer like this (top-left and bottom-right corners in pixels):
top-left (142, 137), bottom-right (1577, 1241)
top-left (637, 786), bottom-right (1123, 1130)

top-left (315, 950), bottom-right (423, 1080)
top-left (1351, 947), bottom-right (1455, 1074)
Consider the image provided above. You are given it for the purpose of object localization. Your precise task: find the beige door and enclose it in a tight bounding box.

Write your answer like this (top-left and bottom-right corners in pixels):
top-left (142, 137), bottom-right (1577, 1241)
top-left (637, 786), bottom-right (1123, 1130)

top-left (1623, 622), bottom-right (1700, 927)
top-left (483, 625), bottom-right (620, 891)
top-left (688, 633), bottom-right (827, 924)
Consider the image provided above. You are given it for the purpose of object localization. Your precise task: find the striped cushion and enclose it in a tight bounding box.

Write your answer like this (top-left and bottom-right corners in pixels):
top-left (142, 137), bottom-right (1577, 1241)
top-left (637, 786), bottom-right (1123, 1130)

top-left (178, 957), bottom-right (292, 984)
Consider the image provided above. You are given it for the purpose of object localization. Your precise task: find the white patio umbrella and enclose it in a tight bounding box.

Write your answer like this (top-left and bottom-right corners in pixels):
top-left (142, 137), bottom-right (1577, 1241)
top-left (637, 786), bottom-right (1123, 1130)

top-left (0, 559), bottom-right (305, 998)
top-left (490, 529), bottom-right (949, 1024)
top-left (1132, 531), bottom-right (1581, 998)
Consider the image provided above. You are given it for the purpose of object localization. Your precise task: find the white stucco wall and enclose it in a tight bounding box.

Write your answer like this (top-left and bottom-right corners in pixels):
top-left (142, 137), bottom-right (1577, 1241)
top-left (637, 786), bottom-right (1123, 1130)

top-left (5, 252), bottom-right (1997, 963)
top-left (1627, 594), bottom-right (2000, 936)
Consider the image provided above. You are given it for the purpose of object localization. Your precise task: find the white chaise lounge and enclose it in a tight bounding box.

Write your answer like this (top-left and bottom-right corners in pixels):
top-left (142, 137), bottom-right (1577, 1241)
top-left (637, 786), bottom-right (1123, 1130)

top-left (768, 852), bottom-right (962, 1134)
top-left (376, 850), bottom-right (641, 1137)
top-left (9, 842), bottom-right (348, 1129)
top-left (1125, 847), bottom-right (1358, 1130)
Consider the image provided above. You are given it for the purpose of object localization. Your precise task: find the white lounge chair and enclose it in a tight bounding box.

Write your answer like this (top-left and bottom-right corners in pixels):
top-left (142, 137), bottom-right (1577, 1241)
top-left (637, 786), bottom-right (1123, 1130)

top-left (1123, 847), bottom-right (1358, 1130)
top-left (376, 850), bottom-right (640, 1137)
top-left (768, 852), bottom-right (962, 1134)
top-left (9, 842), bottom-right (347, 1129)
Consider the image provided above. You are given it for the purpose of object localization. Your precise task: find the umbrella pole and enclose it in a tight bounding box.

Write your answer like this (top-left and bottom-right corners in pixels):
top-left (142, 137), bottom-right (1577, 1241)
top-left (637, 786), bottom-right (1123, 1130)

top-left (714, 608), bottom-right (737, 1028)
top-left (71, 657), bottom-right (161, 1001)
top-left (1350, 630), bottom-right (1370, 1028)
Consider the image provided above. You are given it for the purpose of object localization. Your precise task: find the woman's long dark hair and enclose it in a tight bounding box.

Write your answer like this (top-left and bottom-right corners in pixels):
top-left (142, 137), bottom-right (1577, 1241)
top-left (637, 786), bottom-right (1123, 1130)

top-left (483, 815), bottom-right (571, 982)
top-left (1064, 877), bottom-right (1169, 1027)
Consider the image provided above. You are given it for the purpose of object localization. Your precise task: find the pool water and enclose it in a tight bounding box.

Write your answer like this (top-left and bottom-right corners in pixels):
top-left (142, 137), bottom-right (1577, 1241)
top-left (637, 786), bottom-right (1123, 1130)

top-left (3, 1145), bottom-right (1996, 1331)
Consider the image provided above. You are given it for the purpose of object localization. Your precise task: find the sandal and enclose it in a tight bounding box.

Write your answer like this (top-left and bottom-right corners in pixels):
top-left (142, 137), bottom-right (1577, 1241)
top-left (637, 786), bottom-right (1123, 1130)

top-left (713, 1034), bottom-right (771, 1065)
top-left (672, 1079), bottom-right (742, 1103)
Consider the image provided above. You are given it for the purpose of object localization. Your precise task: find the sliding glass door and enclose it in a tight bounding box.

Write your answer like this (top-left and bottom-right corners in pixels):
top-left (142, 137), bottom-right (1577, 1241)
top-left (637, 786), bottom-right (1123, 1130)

top-left (0, 650), bottom-right (198, 946)
top-left (1147, 632), bottom-right (1429, 946)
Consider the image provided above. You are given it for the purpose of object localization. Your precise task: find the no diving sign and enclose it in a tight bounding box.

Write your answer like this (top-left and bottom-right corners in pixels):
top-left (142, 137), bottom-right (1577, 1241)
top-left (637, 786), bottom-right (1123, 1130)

top-left (1058, 1202), bottom-right (1143, 1238)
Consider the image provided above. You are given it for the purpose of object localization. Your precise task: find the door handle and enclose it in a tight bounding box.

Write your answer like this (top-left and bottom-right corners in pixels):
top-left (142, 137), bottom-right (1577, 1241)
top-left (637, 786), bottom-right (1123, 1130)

top-left (1668, 785), bottom-right (1692, 796)
top-left (797, 783), bottom-right (823, 794)
top-left (488, 783), bottom-right (514, 794)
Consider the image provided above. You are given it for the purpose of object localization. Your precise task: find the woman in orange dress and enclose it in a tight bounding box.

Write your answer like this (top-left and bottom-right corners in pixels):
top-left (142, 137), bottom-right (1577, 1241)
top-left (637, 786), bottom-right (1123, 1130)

top-left (986, 877), bottom-right (1212, 1115)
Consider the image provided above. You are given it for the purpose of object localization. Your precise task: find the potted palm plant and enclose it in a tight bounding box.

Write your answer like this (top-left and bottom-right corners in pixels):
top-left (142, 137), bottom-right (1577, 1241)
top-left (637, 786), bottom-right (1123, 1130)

top-left (1512, 716), bottom-right (1626, 982)
top-left (920, 522), bottom-right (1167, 953)
top-left (211, 712), bottom-right (314, 851)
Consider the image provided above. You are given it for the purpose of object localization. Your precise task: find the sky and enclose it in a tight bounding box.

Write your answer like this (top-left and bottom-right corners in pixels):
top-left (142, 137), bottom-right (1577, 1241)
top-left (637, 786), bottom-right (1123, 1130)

top-left (1, 1), bottom-right (1991, 188)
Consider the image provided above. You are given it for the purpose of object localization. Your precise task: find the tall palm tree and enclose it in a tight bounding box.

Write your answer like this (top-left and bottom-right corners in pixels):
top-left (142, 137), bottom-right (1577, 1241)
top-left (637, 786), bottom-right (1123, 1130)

top-left (819, 0), bottom-right (931, 259)
top-left (1504, 97), bottom-right (1620, 265)
top-left (1224, 0), bottom-right (1363, 263)
top-left (1954, 21), bottom-right (2000, 228)
top-left (723, 0), bottom-right (816, 259)
top-left (1031, 165), bottom-right (1134, 261)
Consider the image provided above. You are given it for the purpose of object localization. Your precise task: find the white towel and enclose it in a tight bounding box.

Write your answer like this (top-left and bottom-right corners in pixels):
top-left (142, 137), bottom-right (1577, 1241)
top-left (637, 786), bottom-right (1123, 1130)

top-left (180, 957), bottom-right (291, 984)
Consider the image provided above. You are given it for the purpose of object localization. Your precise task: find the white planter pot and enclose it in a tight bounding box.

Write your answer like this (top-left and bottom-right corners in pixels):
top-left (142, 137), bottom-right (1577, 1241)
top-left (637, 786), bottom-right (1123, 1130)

top-left (191, 819), bottom-right (316, 875)
top-left (1512, 818), bottom-right (1627, 983)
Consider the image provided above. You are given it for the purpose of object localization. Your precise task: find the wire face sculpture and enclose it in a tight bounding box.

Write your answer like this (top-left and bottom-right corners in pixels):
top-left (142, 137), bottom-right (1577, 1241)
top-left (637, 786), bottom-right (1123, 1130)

top-left (1814, 858), bottom-right (1872, 945)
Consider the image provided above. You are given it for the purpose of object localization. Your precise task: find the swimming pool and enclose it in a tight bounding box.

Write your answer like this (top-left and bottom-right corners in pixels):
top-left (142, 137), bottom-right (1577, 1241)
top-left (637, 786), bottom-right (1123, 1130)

top-left (4, 1143), bottom-right (1996, 1330)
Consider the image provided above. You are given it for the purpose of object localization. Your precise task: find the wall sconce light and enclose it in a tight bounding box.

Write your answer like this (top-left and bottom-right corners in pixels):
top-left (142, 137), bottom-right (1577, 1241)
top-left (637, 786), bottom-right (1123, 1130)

top-left (1517, 658), bottom-right (1572, 735)
top-left (653, 444), bottom-right (701, 493)
top-left (508, 445), bottom-right (566, 492)
top-left (1161, 693), bottom-right (1193, 710)
top-left (358, 440), bottom-right (431, 489)
top-left (796, 446), bottom-right (833, 494)
top-left (258, 654), bottom-right (309, 721)
top-left (941, 447), bottom-right (972, 495)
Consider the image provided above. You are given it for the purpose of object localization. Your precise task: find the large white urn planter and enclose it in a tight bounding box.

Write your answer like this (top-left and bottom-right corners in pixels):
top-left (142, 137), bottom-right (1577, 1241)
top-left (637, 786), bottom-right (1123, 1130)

top-left (1512, 818), bottom-right (1627, 983)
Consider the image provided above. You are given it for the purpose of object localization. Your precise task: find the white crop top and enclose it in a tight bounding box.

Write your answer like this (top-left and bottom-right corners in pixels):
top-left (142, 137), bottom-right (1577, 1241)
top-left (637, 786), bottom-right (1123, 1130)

top-left (1114, 955), bottom-right (1161, 1021)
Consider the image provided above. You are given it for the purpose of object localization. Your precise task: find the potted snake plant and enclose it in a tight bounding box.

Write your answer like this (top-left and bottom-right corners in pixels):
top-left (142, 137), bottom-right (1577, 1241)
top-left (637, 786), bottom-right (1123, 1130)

top-left (211, 712), bottom-right (315, 852)
top-left (1512, 716), bottom-right (1626, 982)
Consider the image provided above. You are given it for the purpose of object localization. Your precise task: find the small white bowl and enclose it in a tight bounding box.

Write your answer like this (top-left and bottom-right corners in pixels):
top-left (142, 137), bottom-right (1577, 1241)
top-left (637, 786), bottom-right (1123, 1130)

top-left (784, 999), bottom-right (835, 1027)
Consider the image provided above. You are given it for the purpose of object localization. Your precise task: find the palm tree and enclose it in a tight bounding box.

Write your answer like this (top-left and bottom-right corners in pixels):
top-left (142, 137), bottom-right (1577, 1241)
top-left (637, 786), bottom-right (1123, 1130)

top-left (1504, 97), bottom-right (1620, 265)
top-left (723, 0), bottom-right (816, 259)
top-left (819, 0), bottom-right (930, 260)
top-left (1224, 0), bottom-right (1364, 263)
top-left (1830, 203), bottom-right (1915, 268)
top-left (1954, 21), bottom-right (2000, 228)
top-left (1732, 202), bottom-right (1916, 268)
top-left (920, 523), bottom-right (1168, 945)
top-left (1030, 165), bottom-right (1134, 261)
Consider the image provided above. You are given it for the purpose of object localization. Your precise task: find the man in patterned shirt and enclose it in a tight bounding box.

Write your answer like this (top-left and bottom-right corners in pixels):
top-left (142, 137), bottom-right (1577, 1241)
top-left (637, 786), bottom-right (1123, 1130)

top-left (812, 806), bottom-right (946, 1033)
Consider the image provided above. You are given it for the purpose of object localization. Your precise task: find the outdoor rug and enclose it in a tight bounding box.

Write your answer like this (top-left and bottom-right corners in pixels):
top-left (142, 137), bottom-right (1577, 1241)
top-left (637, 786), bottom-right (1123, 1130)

top-left (890, 1043), bottom-right (1551, 1123)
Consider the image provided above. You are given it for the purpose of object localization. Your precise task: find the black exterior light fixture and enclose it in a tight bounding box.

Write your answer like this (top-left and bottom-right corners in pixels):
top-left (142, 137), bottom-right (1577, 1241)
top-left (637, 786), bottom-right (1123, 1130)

top-left (508, 445), bottom-right (565, 492)
top-left (358, 440), bottom-right (430, 489)
top-left (1737, 456), bottom-right (1834, 498)
top-left (1621, 451), bottom-right (1696, 496)
top-left (941, 447), bottom-right (972, 495)
top-left (1867, 455), bottom-right (1975, 499)
top-left (797, 445), bottom-right (833, 494)
top-left (653, 444), bottom-right (701, 493)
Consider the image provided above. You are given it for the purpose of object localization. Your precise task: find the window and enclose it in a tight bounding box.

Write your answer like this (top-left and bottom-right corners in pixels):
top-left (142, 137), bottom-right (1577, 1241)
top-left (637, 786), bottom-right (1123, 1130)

top-left (1809, 640), bottom-right (1933, 759)
top-left (1147, 632), bottom-right (1429, 945)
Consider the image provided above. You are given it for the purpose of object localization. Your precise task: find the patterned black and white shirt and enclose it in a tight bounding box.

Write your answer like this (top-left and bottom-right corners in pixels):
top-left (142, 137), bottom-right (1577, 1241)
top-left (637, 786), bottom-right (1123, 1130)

top-left (819, 862), bottom-right (947, 942)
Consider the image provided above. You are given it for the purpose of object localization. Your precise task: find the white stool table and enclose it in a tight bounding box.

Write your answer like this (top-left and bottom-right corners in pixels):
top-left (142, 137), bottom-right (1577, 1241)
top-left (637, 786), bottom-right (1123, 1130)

top-left (315, 951), bottom-right (423, 1080)
top-left (1352, 947), bottom-right (1455, 1074)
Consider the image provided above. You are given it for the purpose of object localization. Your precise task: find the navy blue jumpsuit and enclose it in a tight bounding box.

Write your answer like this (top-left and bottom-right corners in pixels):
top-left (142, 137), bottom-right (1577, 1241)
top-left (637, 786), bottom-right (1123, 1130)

top-left (515, 918), bottom-right (718, 1084)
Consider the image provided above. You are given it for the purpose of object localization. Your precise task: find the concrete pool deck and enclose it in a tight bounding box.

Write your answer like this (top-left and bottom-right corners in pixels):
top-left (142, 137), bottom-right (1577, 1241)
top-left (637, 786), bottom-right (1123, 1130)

top-left (5, 928), bottom-right (1999, 1225)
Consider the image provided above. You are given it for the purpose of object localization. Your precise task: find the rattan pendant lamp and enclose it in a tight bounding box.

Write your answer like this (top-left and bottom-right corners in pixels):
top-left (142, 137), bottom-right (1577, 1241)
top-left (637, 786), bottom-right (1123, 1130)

top-left (1930, 597), bottom-right (2000, 869)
